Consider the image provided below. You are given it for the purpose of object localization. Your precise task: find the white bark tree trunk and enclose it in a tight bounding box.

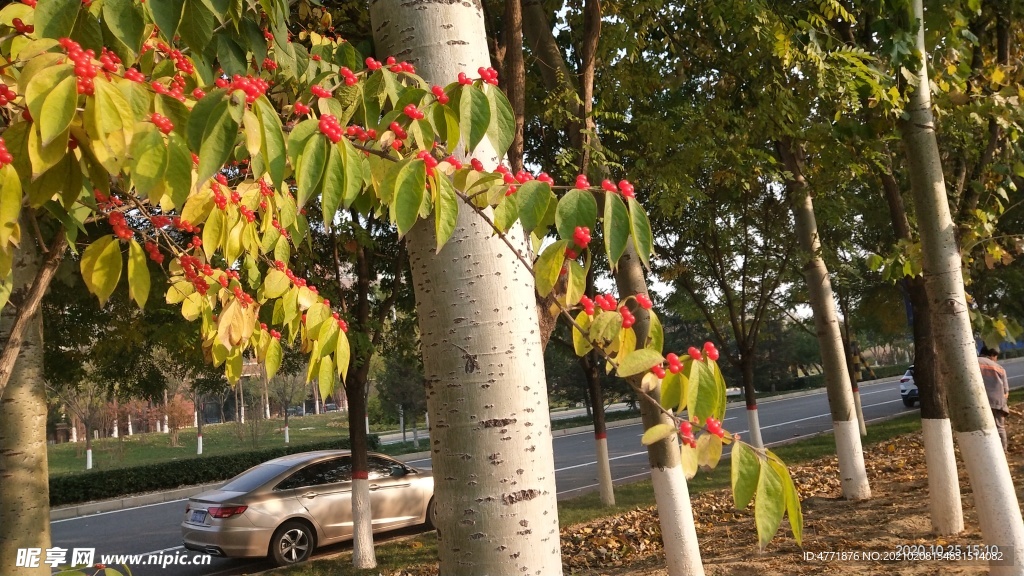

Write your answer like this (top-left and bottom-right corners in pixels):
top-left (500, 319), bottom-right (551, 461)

top-left (112, 417), bottom-right (118, 438)
top-left (746, 407), bottom-right (764, 449)
top-left (595, 434), bottom-right (615, 506)
top-left (70, 419), bottom-right (78, 443)
top-left (921, 418), bottom-right (964, 534)
top-left (0, 236), bottom-right (52, 576)
top-left (371, 5), bottom-right (563, 573)
top-left (351, 478), bottom-right (375, 568)
top-left (284, 426), bottom-right (289, 444)
top-left (127, 413), bottom-right (133, 436)
top-left (901, 2), bottom-right (1024, 567)
top-left (197, 434), bottom-right (203, 456)
top-left (781, 139), bottom-right (871, 501)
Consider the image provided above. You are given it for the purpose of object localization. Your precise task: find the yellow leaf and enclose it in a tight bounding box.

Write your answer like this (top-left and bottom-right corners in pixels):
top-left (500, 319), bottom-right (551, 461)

top-left (80, 235), bottom-right (123, 306)
top-left (127, 240), bottom-right (150, 308)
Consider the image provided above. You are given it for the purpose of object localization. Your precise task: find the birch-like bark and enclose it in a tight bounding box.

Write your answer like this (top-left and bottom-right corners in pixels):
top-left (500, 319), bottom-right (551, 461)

top-left (901, 1), bottom-right (1023, 564)
top-left (0, 235), bottom-right (52, 576)
top-left (370, 2), bottom-right (562, 574)
top-left (778, 138), bottom-right (870, 501)
top-left (615, 246), bottom-right (705, 576)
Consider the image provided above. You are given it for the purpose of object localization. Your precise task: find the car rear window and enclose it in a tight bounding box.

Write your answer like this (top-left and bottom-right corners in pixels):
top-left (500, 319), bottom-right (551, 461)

top-left (222, 463), bottom-right (290, 492)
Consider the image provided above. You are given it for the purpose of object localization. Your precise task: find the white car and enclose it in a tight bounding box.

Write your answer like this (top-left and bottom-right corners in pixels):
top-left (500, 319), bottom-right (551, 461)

top-left (899, 366), bottom-right (918, 407)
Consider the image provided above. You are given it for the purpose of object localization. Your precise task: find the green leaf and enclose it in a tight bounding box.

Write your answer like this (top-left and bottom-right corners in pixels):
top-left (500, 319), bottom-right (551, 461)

top-left (226, 348), bottom-right (242, 382)
top-left (535, 240), bottom-right (568, 298)
top-left (755, 457), bottom-right (786, 549)
top-left (484, 83), bottom-right (514, 157)
top-left (197, 97), bottom-right (243, 185)
top-left (203, 209), bottom-right (224, 260)
top-left (163, 133), bottom-right (193, 210)
top-left (391, 159), bottom-right (427, 236)
top-left (35, 0), bottom-right (80, 40)
top-left (339, 139), bottom-right (364, 209)
top-left (178, 0), bottom-right (215, 55)
top-left (146, 0), bottom-right (185, 43)
top-left (565, 260), bottom-right (586, 307)
top-left (628, 197), bottom-right (654, 269)
top-left (459, 84), bottom-right (490, 153)
top-left (515, 181), bottom-right (553, 234)
top-left (556, 189), bottom-right (598, 242)
top-left (681, 442), bottom-right (698, 479)
top-left (0, 165), bottom-right (23, 249)
top-left (127, 239), bottom-right (150, 308)
top-left (616, 348), bottom-right (664, 378)
top-left (285, 118), bottom-right (318, 170)
top-left (335, 328), bottom-right (350, 382)
top-left (263, 268), bottom-right (290, 299)
top-left (254, 96), bottom-right (286, 189)
top-left (433, 172), bottom-right (458, 251)
top-left (131, 129), bottom-right (168, 198)
top-left (26, 64), bottom-right (74, 143)
top-left (641, 423), bottom-right (675, 446)
top-left (102, 0), bottom-right (146, 57)
top-left (661, 371), bottom-right (682, 410)
top-left (318, 355), bottom-right (335, 399)
top-left (648, 310), bottom-right (664, 353)
top-left (187, 89), bottom-right (227, 152)
top-left (265, 336), bottom-right (283, 380)
top-left (80, 235), bottom-right (122, 306)
top-left (686, 360), bottom-right (720, 423)
top-left (321, 145), bottom-right (344, 228)
top-left (295, 135), bottom-right (327, 209)
top-left (572, 311), bottom-right (594, 356)
top-left (493, 194), bottom-right (518, 233)
top-left (39, 76), bottom-right (77, 147)
top-left (27, 122), bottom-right (69, 178)
top-left (216, 35), bottom-right (247, 76)
top-left (768, 453), bottom-right (803, 545)
top-left (604, 192), bottom-right (630, 269)
top-left (590, 311), bottom-right (621, 347)
top-left (731, 442), bottom-right (761, 510)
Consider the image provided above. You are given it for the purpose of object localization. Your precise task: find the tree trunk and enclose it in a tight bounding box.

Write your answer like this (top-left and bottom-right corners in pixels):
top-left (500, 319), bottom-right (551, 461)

top-left (583, 349), bottom-right (614, 505)
top-left (615, 246), bottom-right (705, 576)
top-left (740, 356), bottom-right (764, 449)
top-left (778, 137), bottom-right (870, 501)
top-left (501, 0), bottom-right (525, 173)
top-left (0, 235), bottom-right (52, 576)
top-left (882, 165), bottom-right (964, 534)
top-left (346, 366), bottom-right (374, 569)
top-left (372, 6), bottom-right (563, 574)
top-left (901, 0), bottom-right (1023, 562)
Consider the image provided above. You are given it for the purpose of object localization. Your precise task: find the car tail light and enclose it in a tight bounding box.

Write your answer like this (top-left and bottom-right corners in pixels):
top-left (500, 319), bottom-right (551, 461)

top-left (207, 506), bottom-right (248, 519)
top-left (900, 377), bottom-right (909, 383)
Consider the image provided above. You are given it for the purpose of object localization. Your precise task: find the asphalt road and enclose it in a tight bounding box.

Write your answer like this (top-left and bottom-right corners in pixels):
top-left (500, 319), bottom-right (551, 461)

top-left (48, 361), bottom-right (1024, 576)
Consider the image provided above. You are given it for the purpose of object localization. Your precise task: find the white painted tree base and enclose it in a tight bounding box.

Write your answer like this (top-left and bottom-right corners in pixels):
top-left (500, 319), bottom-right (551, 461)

top-left (163, 414), bottom-right (169, 434)
top-left (197, 435), bottom-right (203, 455)
top-left (86, 449), bottom-right (92, 470)
top-left (746, 408), bottom-right (764, 449)
top-left (651, 466), bottom-right (705, 576)
top-left (921, 418), bottom-right (963, 535)
top-left (956, 430), bottom-right (1024, 575)
top-left (127, 415), bottom-right (133, 436)
top-left (833, 420), bottom-right (871, 500)
top-left (112, 419), bottom-right (118, 439)
top-left (284, 426), bottom-right (289, 444)
top-left (351, 478), bottom-right (376, 569)
top-left (595, 435), bottom-right (615, 506)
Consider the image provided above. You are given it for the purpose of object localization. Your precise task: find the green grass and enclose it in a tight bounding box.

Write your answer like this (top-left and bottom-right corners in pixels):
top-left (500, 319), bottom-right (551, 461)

top-left (265, 404), bottom-right (952, 576)
top-left (48, 411), bottom-right (356, 476)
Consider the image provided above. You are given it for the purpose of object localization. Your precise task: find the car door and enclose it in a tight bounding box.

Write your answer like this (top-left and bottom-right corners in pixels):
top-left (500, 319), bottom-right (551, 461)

top-left (277, 456), bottom-right (354, 542)
top-left (366, 456), bottom-right (420, 531)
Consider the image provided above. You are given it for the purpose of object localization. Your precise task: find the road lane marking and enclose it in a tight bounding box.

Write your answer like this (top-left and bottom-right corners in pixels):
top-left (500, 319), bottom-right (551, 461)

top-left (51, 498), bottom-right (189, 524)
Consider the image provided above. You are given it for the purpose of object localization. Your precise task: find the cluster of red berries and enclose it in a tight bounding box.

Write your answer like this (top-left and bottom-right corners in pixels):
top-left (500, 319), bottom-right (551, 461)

top-left (192, 87), bottom-right (206, 100)
top-left (99, 48), bottom-right (121, 74)
top-left (153, 43), bottom-right (194, 75)
top-left (685, 341), bottom-right (720, 362)
top-left (0, 138), bottom-right (13, 167)
top-left (572, 226), bottom-right (591, 248)
top-left (262, 58), bottom-right (277, 71)
top-left (431, 85), bottom-right (449, 104)
top-left (594, 293), bottom-right (618, 311)
top-left (635, 293), bottom-right (653, 309)
top-left (340, 66), bottom-right (359, 86)
top-left (149, 113), bottom-right (174, 134)
top-left (271, 218), bottom-right (291, 240)
top-left (365, 57), bottom-right (383, 71)
top-left (665, 353), bottom-right (684, 374)
top-left (190, 236), bottom-right (202, 249)
top-left (258, 179), bottom-right (275, 198)
top-left (59, 38), bottom-right (100, 95)
top-left (172, 217), bottom-right (197, 233)
top-left (600, 179), bottom-right (636, 198)
top-left (345, 124), bottom-right (377, 141)
top-left (318, 114), bottom-right (344, 143)
top-left (580, 295), bottom-right (596, 316)
top-left (214, 75), bottom-right (269, 104)
top-left (143, 240), bottom-right (164, 264)
top-left (231, 284), bottom-right (255, 307)
top-left (0, 84), bottom-right (16, 106)
top-left (108, 211), bottom-right (134, 240)
top-left (268, 328), bottom-right (282, 340)
top-left (11, 18), bottom-right (33, 34)
top-left (212, 185), bottom-right (230, 210)
top-left (329, 311), bottom-right (349, 333)
top-left (124, 68), bottom-right (145, 82)
top-left (152, 75), bottom-right (189, 102)
top-left (93, 188), bottom-right (123, 209)
top-left (238, 204), bottom-right (255, 223)
top-left (415, 150), bottom-right (439, 176)
top-left (311, 84), bottom-right (332, 98)
top-left (478, 67), bottom-right (499, 84)
top-left (705, 417), bottom-right (725, 438)
top-left (679, 421), bottom-right (696, 448)
top-left (281, 266), bottom-right (310, 288)
top-left (179, 255), bottom-right (213, 295)
top-left (149, 215), bottom-right (172, 228)
top-left (402, 103), bottom-right (425, 120)
top-left (22, 0), bottom-right (36, 7)
top-left (294, 102), bottom-right (310, 116)
top-left (619, 305), bottom-right (636, 328)
top-left (470, 158), bottom-right (485, 171)
top-left (384, 56), bottom-right (415, 74)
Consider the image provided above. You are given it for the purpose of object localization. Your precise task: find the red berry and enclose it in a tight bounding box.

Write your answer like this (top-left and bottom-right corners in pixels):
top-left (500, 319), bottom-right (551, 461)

top-left (688, 346), bottom-right (702, 361)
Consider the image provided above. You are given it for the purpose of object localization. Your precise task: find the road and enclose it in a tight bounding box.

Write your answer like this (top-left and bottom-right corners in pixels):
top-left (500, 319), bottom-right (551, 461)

top-left (49, 361), bottom-right (1024, 575)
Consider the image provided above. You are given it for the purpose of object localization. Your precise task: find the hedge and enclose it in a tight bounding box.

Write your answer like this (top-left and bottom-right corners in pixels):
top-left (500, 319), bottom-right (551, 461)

top-left (50, 435), bottom-right (379, 507)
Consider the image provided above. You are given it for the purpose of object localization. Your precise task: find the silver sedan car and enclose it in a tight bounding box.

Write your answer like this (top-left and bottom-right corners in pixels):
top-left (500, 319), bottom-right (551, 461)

top-left (181, 450), bottom-right (434, 565)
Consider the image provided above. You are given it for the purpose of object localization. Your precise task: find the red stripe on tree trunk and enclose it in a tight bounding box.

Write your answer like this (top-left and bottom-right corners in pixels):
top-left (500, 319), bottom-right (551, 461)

top-left (594, 432), bottom-right (607, 440)
top-left (746, 404), bottom-right (757, 411)
top-left (352, 470), bottom-right (369, 480)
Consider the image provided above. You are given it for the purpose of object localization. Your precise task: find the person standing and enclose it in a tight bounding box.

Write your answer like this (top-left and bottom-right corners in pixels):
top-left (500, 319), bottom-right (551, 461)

top-left (979, 346), bottom-right (1010, 450)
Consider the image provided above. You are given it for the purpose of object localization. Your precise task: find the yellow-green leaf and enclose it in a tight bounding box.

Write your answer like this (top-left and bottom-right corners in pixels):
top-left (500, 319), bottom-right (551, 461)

top-left (628, 197), bottom-right (654, 269)
top-left (641, 423), bottom-right (674, 446)
top-left (661, 371), bottom-right (682, 410)
top-left (755, 456), bottom-right (786, 549)
top-left (616, 348), bottom-right (664, 378)
top-left (604, 192), bottom-right (630, 269)
top-left (203, 209), bottom-right (224, 260)
top-left (318, 355), bottom-right (335, 398)
top-left (80, 235), bottom-right (122, 306)
top-left (39, 75), bottom-right (77, 147)
top-left (265, 336), bottom-right (283, 380)
top-left (391, 159), bottom-right (427, 236)
top-left (681, 442), bottom-right (698, 479)
top-left (0, 165), bottom-right (22, 248)
top-left (296, 134), bottom-right (327, 209)
top-left (731, 441), bottom-right (761, 510)
top-left (263, 268), bottom-right (290, 299)
top-left (768, 453), bottom-right (803, 545)
top-left (127, 239), bottom-right (150, 309)
top-left (336, 328), bottom-right (350, 381)
top-left (515, 180), bottom-right (552, 234)
top-left (535, 239), bottom-right (568, 298)
top-left (697, 432), bottom-right (723, 469)
top-left (572, 311), bottom-right (594, 356)
top-left (433, 172), bottom-right (458, 252)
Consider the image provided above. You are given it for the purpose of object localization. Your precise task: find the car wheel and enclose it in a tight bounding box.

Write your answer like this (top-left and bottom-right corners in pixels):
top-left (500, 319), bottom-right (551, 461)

top-left (903, 398), bottom-right (915, 408)
top-left (270, 521), bottom-right (314, 566)
top-left (425, 497), bottom-right (437, 530)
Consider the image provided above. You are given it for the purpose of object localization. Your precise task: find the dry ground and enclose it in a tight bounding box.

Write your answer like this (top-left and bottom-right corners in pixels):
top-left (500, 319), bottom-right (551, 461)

top-left (561, 414), bottom-right (1024, 576)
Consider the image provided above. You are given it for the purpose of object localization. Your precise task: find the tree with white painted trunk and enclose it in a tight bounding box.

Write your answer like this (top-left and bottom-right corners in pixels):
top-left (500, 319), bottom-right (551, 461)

top-left (899, 0), bottom-right (1024, 567)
